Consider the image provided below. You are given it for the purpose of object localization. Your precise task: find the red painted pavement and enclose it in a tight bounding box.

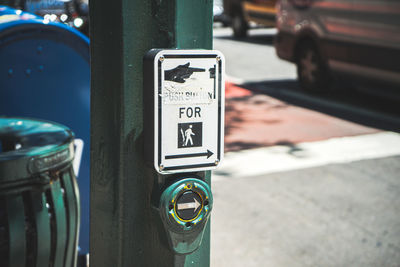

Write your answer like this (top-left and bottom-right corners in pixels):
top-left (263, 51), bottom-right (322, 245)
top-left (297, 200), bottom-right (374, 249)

top-left (225, 81), bottom-right (253, 98)
top-left (224, 81), bottom-right (380, 152)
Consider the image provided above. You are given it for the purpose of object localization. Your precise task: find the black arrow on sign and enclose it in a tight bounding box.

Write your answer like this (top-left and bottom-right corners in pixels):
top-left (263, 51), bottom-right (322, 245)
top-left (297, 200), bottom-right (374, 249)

top-left (165, 150), bottom-right (214, 160)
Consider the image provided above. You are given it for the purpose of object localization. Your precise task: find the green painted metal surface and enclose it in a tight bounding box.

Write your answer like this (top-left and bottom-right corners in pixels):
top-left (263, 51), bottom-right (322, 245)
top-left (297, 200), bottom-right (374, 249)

top-left (33, 191), bottom-right (51, 267)
top-left (61, 170), bottom-right (80, 267)
top-left (0, 118), bottom-right (74, 183)
top-left (0, 117), bottom-right (80, 267)
top-left (7, 195), bottom-right (26, 267)
top-left (184, 172), bottom-right (212, 266)
top-left (175, 0), bottom-right (213, 49)
top-left (49, 179), bottom-right (68, 266)
top-left (90, 0), bottom-right (213, 266)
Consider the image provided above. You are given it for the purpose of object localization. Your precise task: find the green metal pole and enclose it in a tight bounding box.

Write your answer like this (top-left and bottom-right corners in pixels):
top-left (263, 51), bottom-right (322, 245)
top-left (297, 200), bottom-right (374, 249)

top-left (90, 0), bottom-right (213, 266)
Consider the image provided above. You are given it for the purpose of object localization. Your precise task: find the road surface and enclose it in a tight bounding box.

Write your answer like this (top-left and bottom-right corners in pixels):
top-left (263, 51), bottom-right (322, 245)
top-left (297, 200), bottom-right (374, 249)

top-left (211, 26), bottom-right (400, 267)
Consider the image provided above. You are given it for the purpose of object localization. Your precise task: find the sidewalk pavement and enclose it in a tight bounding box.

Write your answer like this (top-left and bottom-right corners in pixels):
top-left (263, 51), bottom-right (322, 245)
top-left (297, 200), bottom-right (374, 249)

top-left (224, 81), bottom-right (379, 152)
top-left (209, 81), bottom-right (400, 266)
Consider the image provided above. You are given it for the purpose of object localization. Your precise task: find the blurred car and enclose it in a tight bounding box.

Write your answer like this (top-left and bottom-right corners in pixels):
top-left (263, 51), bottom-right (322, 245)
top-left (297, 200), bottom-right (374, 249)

top-left (223, 0), bottom-right (277, 38)
top-left (214, 0), bottom-right (230, 26)
top-left (275, 0), bottom-right (400, 94)
top-left (0, 0), bottom-right (88, 35)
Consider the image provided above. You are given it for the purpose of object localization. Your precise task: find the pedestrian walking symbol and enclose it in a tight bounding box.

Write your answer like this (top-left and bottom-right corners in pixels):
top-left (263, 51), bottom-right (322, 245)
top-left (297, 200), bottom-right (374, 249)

top-left (178, 122), bottom-right (202, 148)
top-left (183, 125), bottom-right (195, 146)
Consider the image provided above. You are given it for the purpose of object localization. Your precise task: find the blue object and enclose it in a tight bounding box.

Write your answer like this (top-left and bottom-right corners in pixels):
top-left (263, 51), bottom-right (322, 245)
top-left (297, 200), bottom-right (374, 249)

top-left (0, 6), bottom-right (90, 258)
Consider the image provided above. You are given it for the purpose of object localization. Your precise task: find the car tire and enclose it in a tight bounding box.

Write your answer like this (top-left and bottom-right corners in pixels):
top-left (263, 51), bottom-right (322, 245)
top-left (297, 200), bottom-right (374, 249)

top-left (296, 41), bottom-right (331, 92)
top-left (222, 20), bottom-right (230, 27)
top-left (232, 14), bottom-right (248, 38)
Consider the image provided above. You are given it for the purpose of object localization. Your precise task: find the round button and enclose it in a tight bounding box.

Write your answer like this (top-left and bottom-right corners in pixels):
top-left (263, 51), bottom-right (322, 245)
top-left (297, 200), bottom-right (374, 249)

top-left (175, 190), bottom-right (202, 221)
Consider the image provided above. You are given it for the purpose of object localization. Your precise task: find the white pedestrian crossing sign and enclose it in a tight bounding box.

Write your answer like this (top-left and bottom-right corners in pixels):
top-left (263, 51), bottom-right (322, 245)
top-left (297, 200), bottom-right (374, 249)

top-left (147, 49), bottom-right (225, 174)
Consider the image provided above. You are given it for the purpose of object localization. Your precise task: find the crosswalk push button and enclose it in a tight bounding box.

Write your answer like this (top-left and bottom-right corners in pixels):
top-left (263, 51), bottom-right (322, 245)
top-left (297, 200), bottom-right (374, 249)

top-left (175, 190), bottom-right (203, 221)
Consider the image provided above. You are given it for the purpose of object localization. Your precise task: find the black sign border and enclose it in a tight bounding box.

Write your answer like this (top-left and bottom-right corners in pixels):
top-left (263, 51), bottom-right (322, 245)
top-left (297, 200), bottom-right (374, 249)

top-left (158, 54), bottom-right (222, 172)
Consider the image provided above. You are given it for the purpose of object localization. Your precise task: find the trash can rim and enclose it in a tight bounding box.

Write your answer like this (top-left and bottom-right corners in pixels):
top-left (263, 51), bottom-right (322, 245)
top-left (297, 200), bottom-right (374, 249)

top-left (0, 117), bottom-right (75, 184)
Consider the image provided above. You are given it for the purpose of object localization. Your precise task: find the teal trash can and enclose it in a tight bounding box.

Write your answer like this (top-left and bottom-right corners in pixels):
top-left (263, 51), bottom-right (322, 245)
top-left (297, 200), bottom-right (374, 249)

top-left (0, 117), bottom-right (80, 267)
